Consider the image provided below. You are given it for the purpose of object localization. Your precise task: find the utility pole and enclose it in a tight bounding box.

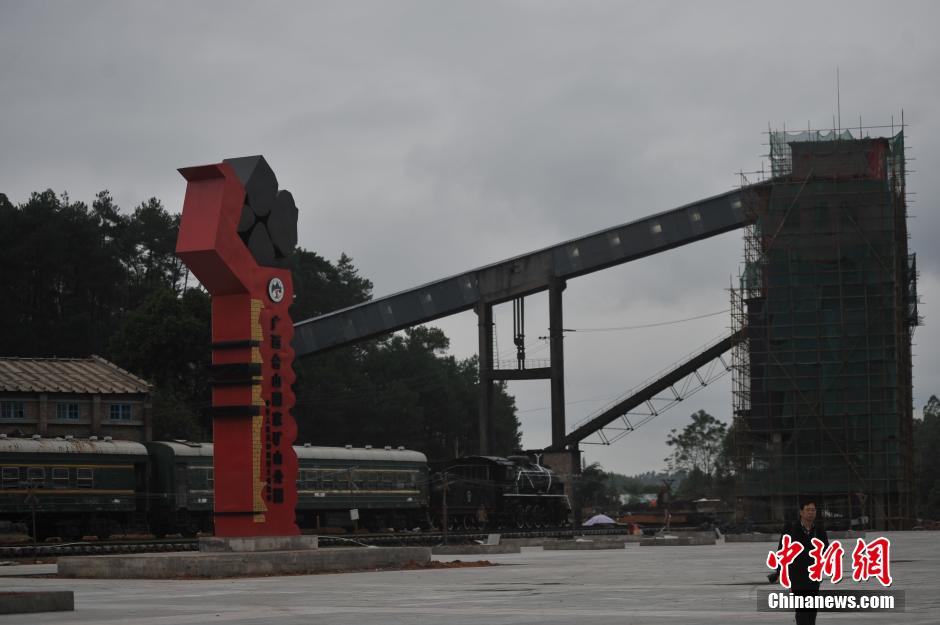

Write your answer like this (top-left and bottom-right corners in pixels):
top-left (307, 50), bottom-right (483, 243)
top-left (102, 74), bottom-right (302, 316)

top-left (441, 472), bottom-right (449, 545)
top-left (26, 487), bottom-right (37, 542)
top-left (348, 467), bottom-right (358, 532)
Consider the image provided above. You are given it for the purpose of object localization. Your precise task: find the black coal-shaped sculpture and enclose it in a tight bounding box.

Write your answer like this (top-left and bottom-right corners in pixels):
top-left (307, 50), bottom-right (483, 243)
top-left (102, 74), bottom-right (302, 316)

top-left (224, 155), bottom-right (299, 267)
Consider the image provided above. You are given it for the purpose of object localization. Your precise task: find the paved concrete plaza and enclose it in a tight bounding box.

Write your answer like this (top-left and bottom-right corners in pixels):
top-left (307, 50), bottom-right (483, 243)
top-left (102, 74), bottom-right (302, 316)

top-left (2, 531), bottom-right (938, 624)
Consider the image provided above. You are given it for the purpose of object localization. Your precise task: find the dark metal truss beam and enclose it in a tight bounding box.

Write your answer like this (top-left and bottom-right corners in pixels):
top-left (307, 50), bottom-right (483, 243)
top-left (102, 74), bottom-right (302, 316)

top-left (293, 186), bottom-right (763, 356)
top-left (547, 329), bottom-right (744, 452)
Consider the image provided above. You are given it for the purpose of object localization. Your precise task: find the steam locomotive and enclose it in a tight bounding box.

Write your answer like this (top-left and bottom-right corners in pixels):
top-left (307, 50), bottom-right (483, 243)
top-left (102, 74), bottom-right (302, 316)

top-left (431, 455), bottom-right (570, 530)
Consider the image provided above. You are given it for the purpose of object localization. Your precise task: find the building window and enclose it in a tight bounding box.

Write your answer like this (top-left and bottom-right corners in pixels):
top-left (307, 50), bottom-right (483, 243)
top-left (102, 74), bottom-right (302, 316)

top-left (109, 403), bottom-right (132, 421)
top-left (56, 402), bottom-right (80, 420)
top-left (0, 401), bottom-right (25, 419)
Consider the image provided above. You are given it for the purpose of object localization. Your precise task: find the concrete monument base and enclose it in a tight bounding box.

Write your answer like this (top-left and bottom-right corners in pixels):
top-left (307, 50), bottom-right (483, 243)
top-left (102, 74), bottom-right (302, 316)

top-left (58, 546), bottom-right (430, 579)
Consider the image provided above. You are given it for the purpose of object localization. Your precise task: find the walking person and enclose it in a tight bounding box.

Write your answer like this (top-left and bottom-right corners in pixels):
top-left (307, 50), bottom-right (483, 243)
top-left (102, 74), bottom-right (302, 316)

top-left (775, 497), bottom-right (829, 624)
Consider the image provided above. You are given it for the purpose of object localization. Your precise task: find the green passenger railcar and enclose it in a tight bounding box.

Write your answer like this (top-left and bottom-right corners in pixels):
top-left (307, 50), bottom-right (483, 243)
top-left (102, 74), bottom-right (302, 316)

top-left (144, 442), bottom-right (429, 534)
top-left (0, 436), bottom-right (148, 540)
top-left (144, 440), bottom-right (214, 538)
top-left (294, 444), bottom-right (429, 530)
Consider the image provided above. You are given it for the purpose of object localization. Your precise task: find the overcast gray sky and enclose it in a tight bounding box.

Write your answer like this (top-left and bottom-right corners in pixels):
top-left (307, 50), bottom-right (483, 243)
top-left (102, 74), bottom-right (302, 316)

top-left (2, 1), bottom-right (938, 475)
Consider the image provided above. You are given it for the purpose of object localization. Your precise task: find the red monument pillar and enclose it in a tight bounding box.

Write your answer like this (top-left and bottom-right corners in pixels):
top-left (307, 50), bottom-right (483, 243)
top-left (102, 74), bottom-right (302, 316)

top-left (176, 156), bottom-right (299, 537)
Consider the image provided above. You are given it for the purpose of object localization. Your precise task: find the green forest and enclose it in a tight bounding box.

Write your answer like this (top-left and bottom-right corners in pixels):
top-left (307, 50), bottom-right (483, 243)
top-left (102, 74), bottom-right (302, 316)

top-left (0, 190), bottom-right (521, 461)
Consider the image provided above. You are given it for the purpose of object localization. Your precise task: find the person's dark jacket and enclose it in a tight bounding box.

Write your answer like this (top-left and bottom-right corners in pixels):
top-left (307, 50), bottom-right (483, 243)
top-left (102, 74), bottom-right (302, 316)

top-left (777, 521), bottom-right (830, 590)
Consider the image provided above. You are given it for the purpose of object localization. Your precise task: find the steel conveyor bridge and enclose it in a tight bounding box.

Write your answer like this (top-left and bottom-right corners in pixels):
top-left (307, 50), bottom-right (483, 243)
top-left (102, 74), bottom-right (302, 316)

top-left (293, 182), bottom-right (769, 453)
top-left (547, 329), bottom-right (743, 452)
top-left (293, 188), bottom-right (753, 355)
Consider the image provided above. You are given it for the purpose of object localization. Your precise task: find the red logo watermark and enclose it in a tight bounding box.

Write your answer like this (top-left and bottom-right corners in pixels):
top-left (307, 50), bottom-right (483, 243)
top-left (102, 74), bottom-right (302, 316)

top-left (808, 537), bottom-right (845, 583)
top-left (766, 534), bottom-right (804, 589)
top-left (851, 537), bottom-right (892, 587)
top-left (767, 537), bottom-right (892, 588)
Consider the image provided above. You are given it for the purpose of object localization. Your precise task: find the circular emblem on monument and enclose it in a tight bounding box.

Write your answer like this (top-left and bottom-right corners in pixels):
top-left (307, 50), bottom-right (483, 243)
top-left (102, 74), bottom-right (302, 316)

top-left (268, 277), bottom-right (285, 303)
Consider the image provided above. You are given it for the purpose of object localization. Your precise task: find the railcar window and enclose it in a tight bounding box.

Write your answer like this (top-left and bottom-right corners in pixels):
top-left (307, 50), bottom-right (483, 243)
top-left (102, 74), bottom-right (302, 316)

top-left (26, 467), bottom-right (45, 483)
top-left (188, 467), bottom-right (212, 489)
top-left (76, 467), bottom-right (93, 488)
top-left (395, 472), bottom-right (409, 489)
top-left (321, 470), bottom-right (333, 490)
top-left (52, 468), bottom-right (69, 484)
top-left (1, 467), bottom-right (18, 487)
top-left (304, 470), bottom-right (318, 487)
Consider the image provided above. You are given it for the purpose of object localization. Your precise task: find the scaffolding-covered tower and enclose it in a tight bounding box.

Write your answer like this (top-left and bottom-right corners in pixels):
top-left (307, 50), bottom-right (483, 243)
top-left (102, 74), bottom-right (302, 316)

top-left (731, 128), bottom-right (919, 531)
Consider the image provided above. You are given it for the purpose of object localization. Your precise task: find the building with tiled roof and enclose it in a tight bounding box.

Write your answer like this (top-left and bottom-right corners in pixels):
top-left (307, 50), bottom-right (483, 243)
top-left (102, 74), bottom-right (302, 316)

top-left (0, 355), bottom-right (153, 442)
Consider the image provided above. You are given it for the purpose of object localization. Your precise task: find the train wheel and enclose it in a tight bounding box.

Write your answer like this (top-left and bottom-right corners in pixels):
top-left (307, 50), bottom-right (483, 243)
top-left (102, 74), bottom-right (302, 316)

top-left (150, 521), bottom-right (170, 539)
top-left (61, 523), bottom-right (82, 542)
top-left (532, 506), bottom-right (546, 529)
top-left (92, 518), bottom-right (113, 541)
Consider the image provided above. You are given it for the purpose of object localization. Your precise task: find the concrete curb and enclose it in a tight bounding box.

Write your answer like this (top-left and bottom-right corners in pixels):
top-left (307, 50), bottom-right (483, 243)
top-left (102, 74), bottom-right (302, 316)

top-left (500, 537), bottom-right (549, 547)
top-left (58, 547), bottom-right (430, 579)
top-left (432, 544), bottom-right (521, 555)
top-left (639, 536), bottom-right (717, 546)
top-left (0, 591), bottom-right (74, 615)
top-left (829, 531), bottom-right (867, 539)
top-left (724, 533), bottom-right (776, 543)
top-left (544, 540), bottom-right (625, 550)
top-left (724, 530), bottom-right (866, 543)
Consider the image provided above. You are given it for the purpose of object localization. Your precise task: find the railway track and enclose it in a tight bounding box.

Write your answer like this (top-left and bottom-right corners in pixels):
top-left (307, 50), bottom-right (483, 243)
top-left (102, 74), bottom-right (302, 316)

top-left (0, 539), bottom-right (198, 559)
top-left (0, 526), bottom-right (636, 559)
